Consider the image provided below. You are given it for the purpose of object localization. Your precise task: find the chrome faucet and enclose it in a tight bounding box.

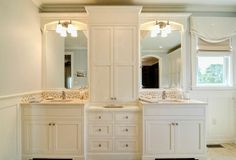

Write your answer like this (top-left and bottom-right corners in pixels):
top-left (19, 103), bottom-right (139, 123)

top-left (62, 91), bottom-right (66, 100)
top-left (162, 90), bottom-right (167, 100)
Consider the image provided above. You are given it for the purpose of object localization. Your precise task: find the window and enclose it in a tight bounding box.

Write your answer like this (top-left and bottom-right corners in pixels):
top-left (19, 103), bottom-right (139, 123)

top-left (196, 54), bottom-right (232, 87)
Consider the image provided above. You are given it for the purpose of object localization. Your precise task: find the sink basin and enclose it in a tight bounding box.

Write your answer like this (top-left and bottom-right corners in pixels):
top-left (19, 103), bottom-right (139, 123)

top-left (47, 99), bottom-right (73, 102)
top-left (103, 105), bottom-right (123, 108)
top-left (158, 99), bottom-right (184, 103)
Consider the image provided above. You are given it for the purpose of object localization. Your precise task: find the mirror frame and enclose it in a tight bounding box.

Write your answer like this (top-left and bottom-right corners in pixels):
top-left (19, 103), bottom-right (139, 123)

top-left (40, 13), bottom-right (88, 90)
top-left (139, 13), bottom-right (191, 91)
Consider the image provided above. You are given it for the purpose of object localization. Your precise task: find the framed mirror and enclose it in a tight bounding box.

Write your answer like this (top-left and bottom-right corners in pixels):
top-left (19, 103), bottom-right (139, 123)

top-left (140, 20), bottom-right (183, 89)
top-left (42, 20), bottom-right (88, 89)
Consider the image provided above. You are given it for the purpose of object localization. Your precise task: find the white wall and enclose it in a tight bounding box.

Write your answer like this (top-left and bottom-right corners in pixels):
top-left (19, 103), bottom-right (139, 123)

top-left (0, 0), bottom-right (41, 159)
top-left (190, 90), bottom-right (236, 143)
top-left (0, 0), bottom-right (42, 96)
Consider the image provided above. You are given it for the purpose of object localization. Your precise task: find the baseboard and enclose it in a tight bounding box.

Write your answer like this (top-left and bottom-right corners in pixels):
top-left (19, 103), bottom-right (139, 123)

top-left (87, 153), bottom-right (141, 160)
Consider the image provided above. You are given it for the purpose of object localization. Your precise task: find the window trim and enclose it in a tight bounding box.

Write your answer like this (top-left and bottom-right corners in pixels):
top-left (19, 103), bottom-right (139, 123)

top-left (192, 35), bottom-right (234, 89)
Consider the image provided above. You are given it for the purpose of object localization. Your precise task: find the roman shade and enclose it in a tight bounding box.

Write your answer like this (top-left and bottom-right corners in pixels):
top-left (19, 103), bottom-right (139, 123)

top-left (190, 17), bottom-right (236, 41)
top-left (197, 38), bottom-right (232, 51)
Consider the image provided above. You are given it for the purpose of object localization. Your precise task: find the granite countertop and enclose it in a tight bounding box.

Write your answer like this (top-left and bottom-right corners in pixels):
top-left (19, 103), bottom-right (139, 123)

top-left (21, 99), bottom-right (88, 105)
top-left (139, 98), bottom-right (207, 105)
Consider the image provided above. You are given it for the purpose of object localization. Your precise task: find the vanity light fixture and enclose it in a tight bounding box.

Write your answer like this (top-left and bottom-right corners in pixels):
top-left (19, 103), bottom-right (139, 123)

top-left (151, 20), bottom-right (171, 38)
top-left (56, 20), bottom-right (77, 37)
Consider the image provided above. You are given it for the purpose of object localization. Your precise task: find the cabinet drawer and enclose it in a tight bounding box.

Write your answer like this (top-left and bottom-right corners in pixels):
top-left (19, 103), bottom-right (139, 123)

top-left (88, 139), bottom-right (113, 152)
top-left (88, 124), bottom-right (113, 137)
top-left (115, 139), bottom-right (138, 152)
top-left (115, 112), bottom-right (138, 122)
top-left (23, 105), bottom-right (82, 117)
top-left (88, 112), bottom-right (113, 122)
top-left (115, 125), bottom-right (138, 137)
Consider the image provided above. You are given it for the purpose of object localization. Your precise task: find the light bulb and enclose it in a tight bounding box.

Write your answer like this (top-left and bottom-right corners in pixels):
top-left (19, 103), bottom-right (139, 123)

top-left (166, 24), bottom-right (171, 34)
top-left (161, 30), bottom-right (167, 38)
top-left (56, 23), bottom-right (63, 33)
top-left (67, 24), bottom-right (75, 33)
top-left (71, 30), bottom-right (78, 37)
top-left (152, 24), bottom-right (160, 34)
top-left (150, 30), bottom-right (157, 37)
top-left (60, 29), bottom-right (67, 37)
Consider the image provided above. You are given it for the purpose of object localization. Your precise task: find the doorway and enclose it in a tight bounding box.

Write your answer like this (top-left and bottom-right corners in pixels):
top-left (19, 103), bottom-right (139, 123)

top-left (141, 56), bottom-right (159, 88)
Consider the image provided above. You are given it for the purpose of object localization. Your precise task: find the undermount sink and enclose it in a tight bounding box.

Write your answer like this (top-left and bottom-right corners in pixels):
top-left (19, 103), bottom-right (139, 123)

top-left (103, 105), bottom-right (124, 108)
top-left (157, 99), bottom-right (184, 103)
top-left (47, 99), bottom-right (73, 102)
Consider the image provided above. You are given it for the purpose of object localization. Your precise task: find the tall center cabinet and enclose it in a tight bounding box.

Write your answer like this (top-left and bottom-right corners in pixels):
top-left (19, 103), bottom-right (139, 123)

top-left (86, 6), bottom-right (142, 102)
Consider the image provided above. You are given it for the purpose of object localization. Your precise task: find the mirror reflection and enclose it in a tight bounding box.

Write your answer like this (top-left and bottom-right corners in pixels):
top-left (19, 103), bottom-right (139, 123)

top-left (140, 29), bottom-right (181, 88)
top-left (45, 30), bottom-right (87, 89)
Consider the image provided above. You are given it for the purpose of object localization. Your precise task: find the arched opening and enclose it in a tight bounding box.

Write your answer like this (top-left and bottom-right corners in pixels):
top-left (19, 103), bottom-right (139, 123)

top-left (141, 56), bottom-right (160, 88)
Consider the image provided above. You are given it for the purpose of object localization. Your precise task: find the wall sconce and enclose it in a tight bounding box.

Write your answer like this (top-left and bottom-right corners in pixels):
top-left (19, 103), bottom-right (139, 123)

top-left (151, 20), bottom-right (171, 38)
top-left (56, 20), bottom-right (77, 37)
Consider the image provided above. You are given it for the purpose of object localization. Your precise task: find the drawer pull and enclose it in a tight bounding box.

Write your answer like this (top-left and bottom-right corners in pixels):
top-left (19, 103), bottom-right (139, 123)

top-left (125, 128), bottom-right (129, 132)
top-left (125, 116), bottom-right (129, 119)
top-left (98, 144), bottom-right (102, 147)
top-left (98, 116), bottom-right (102, 119)
top-left (49, 123), bottom-right (52, 126)
top-left (52, 123), bottom-right (55, 126)
top-left (98, 128), bottom-right (102, 132)
top-left (125, 144), bottom-right (129, 147)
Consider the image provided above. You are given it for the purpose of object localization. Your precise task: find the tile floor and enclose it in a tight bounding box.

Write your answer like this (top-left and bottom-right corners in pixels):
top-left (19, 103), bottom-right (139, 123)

top-left (207, 144), bottom-right (236, 160)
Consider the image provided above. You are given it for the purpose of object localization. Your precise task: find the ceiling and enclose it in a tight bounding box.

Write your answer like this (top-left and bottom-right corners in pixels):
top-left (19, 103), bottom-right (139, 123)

top-left (35, 0), bottom-right (236, 6)
top-left (141, 30), bottom-right (181, 53)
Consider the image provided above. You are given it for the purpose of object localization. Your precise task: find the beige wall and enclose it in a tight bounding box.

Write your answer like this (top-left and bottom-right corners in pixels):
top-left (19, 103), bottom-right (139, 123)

top-left (0, 0), bottom-right (41, 96)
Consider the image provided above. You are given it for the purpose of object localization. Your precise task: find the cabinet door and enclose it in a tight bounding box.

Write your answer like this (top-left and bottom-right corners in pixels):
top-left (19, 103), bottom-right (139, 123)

top-left (22, 120), bottom-right (52, 154)
top-left (175, 120), bottom-right (205, 154)
top-left (144, 120), bottom-right (174, 154)
top-left (113, 27), bottom-right (137, 101)
top-left (90, 26), bottom-right (113, 102)
top-left (53, 120), bottom-right (82, 155)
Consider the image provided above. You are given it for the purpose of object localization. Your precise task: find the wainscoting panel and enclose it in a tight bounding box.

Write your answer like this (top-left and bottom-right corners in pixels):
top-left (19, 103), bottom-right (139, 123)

top-left (0, 97), bottom-right (21, 160)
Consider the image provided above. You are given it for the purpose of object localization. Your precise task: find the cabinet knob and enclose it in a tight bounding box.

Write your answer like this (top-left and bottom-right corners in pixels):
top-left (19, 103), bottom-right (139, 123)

top-left (125, 128), bottom-right (129, 132)
top-left (53, 123), bottom-right (55, 126)
top-left (125, 144), bottom-right (129, 147)
top-left (171, 123), bottom-right (175, 126)
top-left (125, 116), bottom-right (129, 119)
top-left (175, 123), bottom-right (178, 126)
top-left (98, 116), bottom-right (102, 119)
top-left (98, 144), bottom-right (102, 147)
top-left (49, 123), bottom-right (52, 126)
top-left (98, 128), bottom-right (102, 132)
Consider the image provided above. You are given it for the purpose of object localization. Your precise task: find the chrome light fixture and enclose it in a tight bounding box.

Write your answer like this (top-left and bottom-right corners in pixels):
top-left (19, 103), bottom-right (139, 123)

top-left (151, 20), bottom-right (171, 38)
top-left (56, 20), bottom-right (77, 37)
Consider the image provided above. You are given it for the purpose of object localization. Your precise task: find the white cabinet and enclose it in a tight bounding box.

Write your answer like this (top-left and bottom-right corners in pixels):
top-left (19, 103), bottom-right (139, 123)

top-left (143, 104), bottom-right (206, 160)
top-left (87, 107), bottom-right (141, 160)
top-left (21, 104), bottom-right (84, 160)
top-left (90, 26), bottom-right (137, 102)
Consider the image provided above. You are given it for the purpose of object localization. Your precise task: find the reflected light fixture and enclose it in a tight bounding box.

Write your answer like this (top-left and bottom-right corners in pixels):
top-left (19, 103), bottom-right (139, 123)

top-left (151, 20), bottom-right (171, 38)
top-left (56, 20), bottom-right (77, 37)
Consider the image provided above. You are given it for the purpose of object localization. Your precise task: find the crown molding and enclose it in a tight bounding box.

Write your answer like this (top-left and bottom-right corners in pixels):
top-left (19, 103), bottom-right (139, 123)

top-left (39, 4), bottom-right (236, 13)
top-left (31, 0), bottom-right (42, 8)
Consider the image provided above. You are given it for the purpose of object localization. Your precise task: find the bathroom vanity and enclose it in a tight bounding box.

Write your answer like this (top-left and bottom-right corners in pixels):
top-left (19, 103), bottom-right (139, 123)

top-left (141, 100), bottom-right (207, 160)
top-left (21, 101), bottom-right (85, 160)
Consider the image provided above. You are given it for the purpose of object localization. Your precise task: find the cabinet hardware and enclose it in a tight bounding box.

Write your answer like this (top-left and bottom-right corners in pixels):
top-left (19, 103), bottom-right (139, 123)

top-left (49, 123), bottom-right (52, 126)
top-left (98, 128), bottom-right (102, 132)
top-left (125, 144), bottom-right (129, 147)
top-left (98, 116), bottom-right (102, 119)
top-left (171, 123), bottom-right (175, 126)
top-left (98, 144), bottom-right (102, 147)
top-left (53, 123), bottom-right (55, 126)
top-left (175, 123), bottom-right (178, 126)
top-left (125, 128), bottom-right (129, 132)
top-left (125, 116), bottom-right (129, 119)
